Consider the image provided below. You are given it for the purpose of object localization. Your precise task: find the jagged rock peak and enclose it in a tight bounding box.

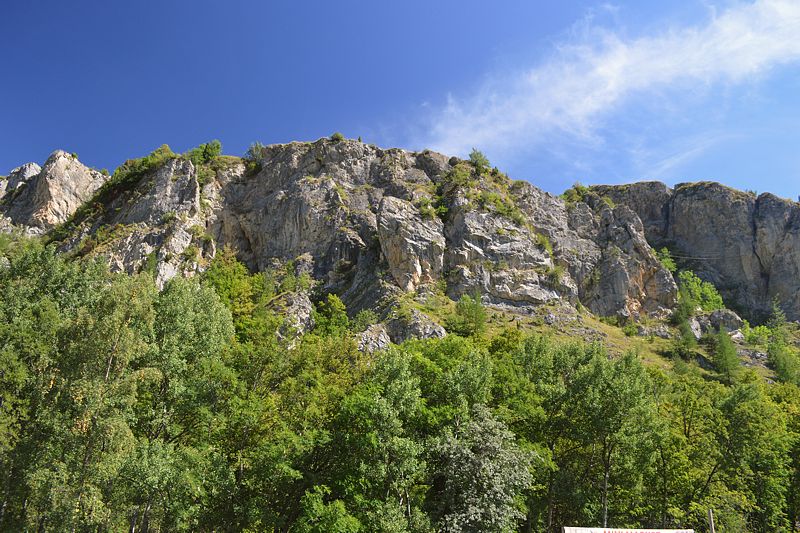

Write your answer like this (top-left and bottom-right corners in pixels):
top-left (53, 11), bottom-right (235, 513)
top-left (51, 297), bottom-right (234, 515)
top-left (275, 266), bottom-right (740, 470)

top-left (0, 162), bottom-right (41, 205)
top-left (1, 150), bottom-right (107, 234)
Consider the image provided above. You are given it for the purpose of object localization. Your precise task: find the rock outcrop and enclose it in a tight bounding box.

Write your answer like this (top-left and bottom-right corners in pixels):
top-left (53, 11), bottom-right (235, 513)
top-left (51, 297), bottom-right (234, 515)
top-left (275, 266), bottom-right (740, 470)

top-left (595, 181), bottom-right (800, 320)
top-left (708, 309), bottom-right (745, 332)
top-left (357, 324), bottom-right (392, 352)
top-left (48, 154), bottom-right (223, 287)
top-left (2, 139), bottom-right (682, 324)
top-left (594, 210), bottom-right (676, 317)
top-left (278, 291), bottom-right (315, 339)
top-left (1, 151), bottom-right (107, 233)
top-left (0, 162), bottom-right (41, 202)
top-left (386, 308), bottom-right (447, 344)
top-left (377, 195), bottom-right (445, 292)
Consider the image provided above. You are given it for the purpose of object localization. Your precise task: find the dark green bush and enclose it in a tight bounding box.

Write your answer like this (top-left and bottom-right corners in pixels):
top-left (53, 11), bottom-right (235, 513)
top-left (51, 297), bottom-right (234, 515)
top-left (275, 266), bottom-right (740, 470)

top-left (351, 309), bottom-right (378, 333)
top-left (445, 294), bottom-right (487, 337)
top-left (468, 148), bottom-right (490, 173)
top-left (313, 294), bottom-right (350, 335)
top-left (185, 140), bottom-right (222, 166)
top-left (561, 181), bottom-right (590, 205)
top-left (622, 322), bottom-right (638, 337)
top-left (712, 328), bottom-right (739, 383)
top-left (244, 141), bottom-right (268, 174)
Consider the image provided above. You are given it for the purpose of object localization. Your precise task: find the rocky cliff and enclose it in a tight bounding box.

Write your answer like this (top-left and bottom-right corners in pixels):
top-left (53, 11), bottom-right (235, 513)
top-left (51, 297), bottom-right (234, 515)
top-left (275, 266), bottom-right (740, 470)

top-left (4, 138), bottom-right (795, 330)
top-left (594, 181), bottom-right (800, 321)
top-left (1, 151), bottom-right (108, 233)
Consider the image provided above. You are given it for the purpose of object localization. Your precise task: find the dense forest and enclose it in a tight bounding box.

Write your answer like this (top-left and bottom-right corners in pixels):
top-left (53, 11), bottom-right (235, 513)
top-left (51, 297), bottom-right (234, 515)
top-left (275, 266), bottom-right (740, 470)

top-left (2, 234), bottom-right (800, 532)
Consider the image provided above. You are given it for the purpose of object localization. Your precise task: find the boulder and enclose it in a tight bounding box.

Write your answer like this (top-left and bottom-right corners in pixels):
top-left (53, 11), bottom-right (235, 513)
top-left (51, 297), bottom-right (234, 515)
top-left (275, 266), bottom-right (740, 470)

top-left (386, 308), bottom-right (446, 344)
top-left (279, 292), bottom-right (315, 338)
top-left (708, 309), bottom-right (744, 332)
top-left (637, 324), bottom-right (672, 339)
top-left (688, 317), bottom-right (703, 341)
top-left (357, 324), bottom-right (392, 353)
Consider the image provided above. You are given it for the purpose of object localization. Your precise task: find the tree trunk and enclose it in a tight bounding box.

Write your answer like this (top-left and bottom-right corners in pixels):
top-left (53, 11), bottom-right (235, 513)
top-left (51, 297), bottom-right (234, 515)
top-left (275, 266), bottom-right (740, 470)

top-left (0, 459), bottom-right (10, 525)
top-left (602, 465), bottom-right (609, 527)
top-left (130, 507), bottom-right (139, 533)
top-left (546, 470), bottom-right (555, 532)
top-left (142, 499), bottom-right (152, 533)
top-left (602, 440), bottom-right (613, 528)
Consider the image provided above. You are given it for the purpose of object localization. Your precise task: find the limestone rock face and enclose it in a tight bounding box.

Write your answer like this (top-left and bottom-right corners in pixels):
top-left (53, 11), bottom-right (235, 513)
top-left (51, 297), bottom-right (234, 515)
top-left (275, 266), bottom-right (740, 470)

top-left (517, 184), bottom-right (677, 318)
top-left (443, 186), bottom-right (565, 308)
top-left (1, 151), bottom-right (107, 233)
top-left (50, 156), bottom-right (223, 288)
top-left (3, 139), bottom-right (681, 327)
top-left (0, 162), bottom-right (41, 201)
top-left (211, 142), bottom-right (383, 284)
top-left (10, 139), bottom-right (799, 332)
top-left (581, 204), bottom-right (678, 318)
top-left (594, 182), bottom-right (672, 241)
top-left (377, 195), bottom-right (445, 292)
top-left (669, 183), bottom-right (763, 313)
top-left (595, 181), bottom-right (800, 320)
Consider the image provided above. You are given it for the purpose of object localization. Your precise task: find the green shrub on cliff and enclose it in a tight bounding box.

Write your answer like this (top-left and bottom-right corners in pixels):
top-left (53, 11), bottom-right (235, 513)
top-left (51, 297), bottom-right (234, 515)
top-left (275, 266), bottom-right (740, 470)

top-left (185, 139), bottom-right (222, 166)
top-left (468, 148), bottom-right (490, 173)
top-left (677, 270), bottom-right (724, 313)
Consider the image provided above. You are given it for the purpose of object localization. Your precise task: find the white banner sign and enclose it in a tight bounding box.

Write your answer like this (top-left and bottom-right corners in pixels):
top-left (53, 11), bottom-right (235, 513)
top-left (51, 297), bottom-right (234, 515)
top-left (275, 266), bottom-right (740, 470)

top-left (563, 529), bottom-right (694, 533)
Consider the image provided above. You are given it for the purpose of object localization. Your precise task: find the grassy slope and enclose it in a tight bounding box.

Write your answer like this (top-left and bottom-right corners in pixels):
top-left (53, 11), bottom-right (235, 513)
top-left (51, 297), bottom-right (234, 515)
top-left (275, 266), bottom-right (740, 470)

top-left (404, 288), bottom-right (787, 381)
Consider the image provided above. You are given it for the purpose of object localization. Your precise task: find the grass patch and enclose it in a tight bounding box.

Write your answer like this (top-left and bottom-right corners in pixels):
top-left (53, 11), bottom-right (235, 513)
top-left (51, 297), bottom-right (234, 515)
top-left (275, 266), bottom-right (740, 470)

top-left (535, 233), bottom-right (553, 256)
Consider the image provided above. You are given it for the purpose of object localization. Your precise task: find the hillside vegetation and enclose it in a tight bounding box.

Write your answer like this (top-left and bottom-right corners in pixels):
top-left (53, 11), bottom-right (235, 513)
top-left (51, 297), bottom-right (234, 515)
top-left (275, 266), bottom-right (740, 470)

top-left (3, 139), bottom-right (800, 532)
top-left (2, 235), bottom-right (800, 532)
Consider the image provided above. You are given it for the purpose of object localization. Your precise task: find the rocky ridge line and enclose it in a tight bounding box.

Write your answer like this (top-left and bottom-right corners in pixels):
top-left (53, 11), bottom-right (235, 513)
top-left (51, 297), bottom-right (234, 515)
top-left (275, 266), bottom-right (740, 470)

top-left (3, 138), bottom-right (794, 338)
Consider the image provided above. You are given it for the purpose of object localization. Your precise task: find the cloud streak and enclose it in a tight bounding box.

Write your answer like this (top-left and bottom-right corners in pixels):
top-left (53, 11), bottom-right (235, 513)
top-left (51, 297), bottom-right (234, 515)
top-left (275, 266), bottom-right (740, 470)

top-left (631, 130), bottom-right (742, 178)
top-left (422, 0), bottom-right (800, 158)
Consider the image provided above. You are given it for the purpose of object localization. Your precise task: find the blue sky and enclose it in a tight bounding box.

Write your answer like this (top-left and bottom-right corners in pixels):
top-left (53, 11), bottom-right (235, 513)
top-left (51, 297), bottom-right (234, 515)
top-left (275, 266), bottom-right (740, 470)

top-left (2, 1), bottom-right (800, 199)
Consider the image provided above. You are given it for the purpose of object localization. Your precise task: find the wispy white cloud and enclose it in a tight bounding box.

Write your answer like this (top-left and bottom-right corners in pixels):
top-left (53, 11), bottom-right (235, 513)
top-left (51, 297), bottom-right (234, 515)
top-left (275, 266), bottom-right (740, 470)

top-left (630, 130), bottom-right (742, 177)
top-left (421, 0), bottom-right (800, 159)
